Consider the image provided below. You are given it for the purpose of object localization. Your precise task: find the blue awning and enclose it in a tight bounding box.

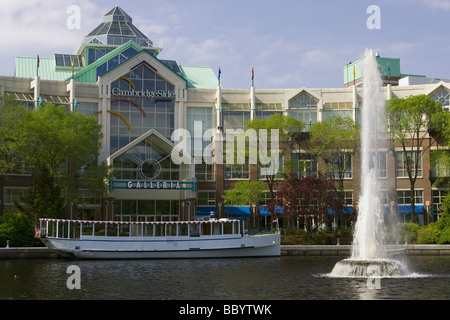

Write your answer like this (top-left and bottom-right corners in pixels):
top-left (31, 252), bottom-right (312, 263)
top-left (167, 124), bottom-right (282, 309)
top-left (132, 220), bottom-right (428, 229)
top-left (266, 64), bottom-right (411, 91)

top-left (259, 206), bottom-right (284, 216)
top-left (397, 205), bottom-right (423, 214)
top-left (225, 206), bottom-right (251, 216)
top-left (196, 206), bottom-right (216, 216)
top-left (328, 206), bottom-right (354, 215)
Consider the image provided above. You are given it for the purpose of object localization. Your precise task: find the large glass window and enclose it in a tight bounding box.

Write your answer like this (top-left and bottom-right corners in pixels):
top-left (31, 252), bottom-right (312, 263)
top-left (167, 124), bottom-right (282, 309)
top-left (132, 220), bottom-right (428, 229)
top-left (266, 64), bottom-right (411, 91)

top-left (323, 102), bottom-right (353, 121)
top-left (395, 151), bottom-right (422, 178)
top-left (186, 107), bottom-right (214, 181)
top-left (369, 151), bottom-right (387, 178)
top-left (110, 65), bottom-right (175, 153)
top-left (326, 154), bottom-right (352, 179)
top-left (291, 152), bottom-right (317, 178)
top-left (115, 199), bottom-right (179, 222)
top-left (112, 138), bottom-right (179, 180)
top-left (431, 88), bottom-right (450, 111)
top-left (223, 110), bottom-right (250, 130)
top-left (397, 190), bottom-right (423, 205)
top-left (289, 94), bottom-right (317, 131)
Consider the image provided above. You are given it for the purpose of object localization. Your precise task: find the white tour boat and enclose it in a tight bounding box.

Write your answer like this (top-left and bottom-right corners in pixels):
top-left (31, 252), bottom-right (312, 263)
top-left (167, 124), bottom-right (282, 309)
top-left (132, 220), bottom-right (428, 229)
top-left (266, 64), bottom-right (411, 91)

top-left (38, 218), bottom-right (280, 259)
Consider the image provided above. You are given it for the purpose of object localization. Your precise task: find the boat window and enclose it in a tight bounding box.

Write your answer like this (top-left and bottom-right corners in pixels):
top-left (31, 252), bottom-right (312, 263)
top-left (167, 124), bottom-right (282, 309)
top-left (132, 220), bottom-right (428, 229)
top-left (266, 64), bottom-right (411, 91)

top-left (166, 224), bottom-right (177, 236)
top-left (155, 224), bottom-right (164, 237)
top-left (212, 223), bottom-right (222, 235)
top-left (71, 222), bottom-right (81, 239)
top-left (107, 223), bottom-right (118, 236)
top-left (223, 222), bottom-right (234, 235)
top-left (202, 223), bottom-right (211, 236)
top-left (178, 224), bottom-right (188, 236)
top-left (143, 224), bottom-right (153, 237)
top-left (189, 224), bottom-right (200, 237)
top-left (130, 224), bottom-right (142, 237)
top-left (119, 224), bottom-right (130, 237)
top-left (82, 222), bottom-right (94, 237)
top-left (94, 223), bottom-right (106, 236)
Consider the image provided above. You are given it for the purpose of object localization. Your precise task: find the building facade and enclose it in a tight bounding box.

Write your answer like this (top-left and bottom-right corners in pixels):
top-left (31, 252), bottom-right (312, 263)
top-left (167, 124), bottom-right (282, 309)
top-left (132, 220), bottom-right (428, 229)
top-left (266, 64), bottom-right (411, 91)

top-left (0, 6), bottom-right (449, 226)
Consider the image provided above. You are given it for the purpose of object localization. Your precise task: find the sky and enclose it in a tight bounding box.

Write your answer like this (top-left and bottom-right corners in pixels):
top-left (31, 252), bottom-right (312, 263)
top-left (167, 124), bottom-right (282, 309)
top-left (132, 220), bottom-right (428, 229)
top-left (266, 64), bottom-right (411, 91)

top-left (1, 0), bottom-right (450, 89)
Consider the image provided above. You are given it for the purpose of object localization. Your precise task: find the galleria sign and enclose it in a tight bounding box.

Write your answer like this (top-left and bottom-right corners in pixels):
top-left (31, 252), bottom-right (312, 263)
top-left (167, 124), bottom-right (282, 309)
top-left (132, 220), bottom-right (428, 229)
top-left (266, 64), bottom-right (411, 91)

top-left (111, 87), bottom-right (175, 100)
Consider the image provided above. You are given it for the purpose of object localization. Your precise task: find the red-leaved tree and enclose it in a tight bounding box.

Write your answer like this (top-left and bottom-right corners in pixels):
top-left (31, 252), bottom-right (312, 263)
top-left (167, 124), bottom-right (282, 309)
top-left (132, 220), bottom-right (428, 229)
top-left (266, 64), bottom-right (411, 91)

top-left (268, 174), bottom-right (344, 230)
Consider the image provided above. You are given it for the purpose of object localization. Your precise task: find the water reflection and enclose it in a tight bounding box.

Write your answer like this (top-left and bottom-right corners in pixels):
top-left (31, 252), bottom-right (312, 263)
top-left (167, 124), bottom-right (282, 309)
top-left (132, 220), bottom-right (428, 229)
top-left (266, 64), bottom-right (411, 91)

top-left (0, 256), bottom-right (449, 300)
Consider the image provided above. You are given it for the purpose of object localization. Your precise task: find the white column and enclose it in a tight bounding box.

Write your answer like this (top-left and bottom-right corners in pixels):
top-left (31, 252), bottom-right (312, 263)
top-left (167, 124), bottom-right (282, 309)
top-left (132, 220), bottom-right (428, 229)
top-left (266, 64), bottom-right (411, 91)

top-left (216, 85), bottom-right (222, 130)
top-left (30, 76), bottom-right (40, 110)
top-left (250, 86), bottom-right (256, 120)
top-left (352, 85), bottom-right (358, 122)
top-left (66, 79), bottom-right (76, 112)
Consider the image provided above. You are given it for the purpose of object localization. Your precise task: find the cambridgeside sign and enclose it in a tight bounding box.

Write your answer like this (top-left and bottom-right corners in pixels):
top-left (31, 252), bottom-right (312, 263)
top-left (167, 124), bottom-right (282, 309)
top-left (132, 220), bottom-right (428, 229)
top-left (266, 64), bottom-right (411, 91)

top-left (111, 88), bottom-right (176, 100)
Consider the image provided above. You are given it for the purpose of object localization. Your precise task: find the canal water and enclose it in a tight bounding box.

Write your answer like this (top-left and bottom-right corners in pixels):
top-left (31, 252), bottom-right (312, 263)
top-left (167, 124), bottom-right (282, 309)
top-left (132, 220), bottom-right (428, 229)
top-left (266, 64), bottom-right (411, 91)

top-left (0, 255), bottom-right (449, 300)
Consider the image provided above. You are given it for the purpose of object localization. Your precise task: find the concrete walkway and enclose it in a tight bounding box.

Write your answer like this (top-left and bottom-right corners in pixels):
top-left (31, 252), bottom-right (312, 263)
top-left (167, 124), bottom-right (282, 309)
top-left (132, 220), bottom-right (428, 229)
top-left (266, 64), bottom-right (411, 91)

top-left (1, 245), bottom-right (450, 259)
top-left (281, 244), bottom-right (450, 256)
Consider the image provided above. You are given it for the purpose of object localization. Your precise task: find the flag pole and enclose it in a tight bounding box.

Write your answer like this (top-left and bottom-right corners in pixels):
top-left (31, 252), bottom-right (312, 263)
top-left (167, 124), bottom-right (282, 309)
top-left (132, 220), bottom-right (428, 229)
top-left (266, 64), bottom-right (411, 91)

top-left (36, 55), bottom-right (40, 77)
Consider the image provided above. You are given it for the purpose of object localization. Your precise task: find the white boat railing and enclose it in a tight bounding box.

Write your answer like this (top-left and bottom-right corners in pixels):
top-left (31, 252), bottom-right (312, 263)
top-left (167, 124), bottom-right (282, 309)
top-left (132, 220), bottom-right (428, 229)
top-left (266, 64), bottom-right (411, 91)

top-left (38, 218), bottom-right (255, 240)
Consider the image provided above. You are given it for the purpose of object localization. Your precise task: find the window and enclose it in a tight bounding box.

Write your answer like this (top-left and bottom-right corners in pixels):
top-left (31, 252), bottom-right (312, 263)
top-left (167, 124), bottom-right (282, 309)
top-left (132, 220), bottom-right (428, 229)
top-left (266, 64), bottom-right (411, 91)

top-left (291, 153), bottom-right (317, 178)
top-left (2, 188), bottom-right (28, 211)
top-left (369, 151), bottom-right (387, 178)
top-left (289, 94), bottom-right (317, 131)
top-left (430, 150), bottom-right (450, 178)
top-left (397, 190), bottom-right (423, 205)
top-left (195, 163), bottom-right (214, 181)
top-left (112, 139), bottom-right (180, 180)
top-left (326, 154), bottom-right (352, 179)
top-left (431, 88), bottom-right (450, 111)
top-left (323, 102), bottom-right (353, 121)
top-left (222, 110), bottom-right (250, 130)
top-left (198, 191), bottom-right (216, 206)
top-left (110, 65), bottom-right (175, 152)
top-left (115, 199), bottom-right (179, 222)
top-left (255, 110), bottom-right (283, 120)
top-left (432, 189), bottom-right (448, 213)
top-left (259, 156), bottom-right (283, 179)
top-left (395, 151), bottom-right (422, 178)
top-left (225, 163), bottom-right (249, 180)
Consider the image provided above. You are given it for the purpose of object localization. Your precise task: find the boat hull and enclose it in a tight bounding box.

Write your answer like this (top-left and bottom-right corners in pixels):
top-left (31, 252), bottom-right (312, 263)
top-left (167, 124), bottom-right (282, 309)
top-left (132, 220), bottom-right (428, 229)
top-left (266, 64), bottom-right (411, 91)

top-left (41, 233), bottom-right (280, 259)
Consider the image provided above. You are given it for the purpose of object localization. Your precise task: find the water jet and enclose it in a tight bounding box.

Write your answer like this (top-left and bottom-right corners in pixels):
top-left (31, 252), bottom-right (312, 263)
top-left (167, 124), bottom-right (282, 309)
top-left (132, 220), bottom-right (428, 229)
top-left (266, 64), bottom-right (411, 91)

top-left (330, 49), bottom-right (407, 277)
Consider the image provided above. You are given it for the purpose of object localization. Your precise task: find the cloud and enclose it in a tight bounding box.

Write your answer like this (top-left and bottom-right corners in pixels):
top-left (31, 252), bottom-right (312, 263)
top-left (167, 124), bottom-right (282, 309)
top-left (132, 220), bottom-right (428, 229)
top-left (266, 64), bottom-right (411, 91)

top-left (0, 0), bottom-right (101, 54)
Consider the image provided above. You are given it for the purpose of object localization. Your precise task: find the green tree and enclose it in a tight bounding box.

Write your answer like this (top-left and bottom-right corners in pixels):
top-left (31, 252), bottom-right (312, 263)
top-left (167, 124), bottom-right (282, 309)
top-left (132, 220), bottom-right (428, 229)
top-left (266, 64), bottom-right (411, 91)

top-left (2, 102), bottom-right (108, 219)
top-left (0, 93), bottom-right (28, 175)
top-left (244, 114), bottom-right (305, 201)
top-left (308, 116), bottom-right (360, 198)
top-left (387, 95), bottom-right (444, 223)
top-left (16, 166), bottom-right (66, 221)
top-left (223, 180), bottom-right (265, 206)
top-left (0, 210), bottom-right (41, 247)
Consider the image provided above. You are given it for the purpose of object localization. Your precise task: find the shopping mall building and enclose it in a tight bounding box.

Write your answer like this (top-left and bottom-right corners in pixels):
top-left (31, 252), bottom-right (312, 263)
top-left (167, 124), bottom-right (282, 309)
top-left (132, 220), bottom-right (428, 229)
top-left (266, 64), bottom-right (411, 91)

top-left (0, 6), bottom-right (449, 226)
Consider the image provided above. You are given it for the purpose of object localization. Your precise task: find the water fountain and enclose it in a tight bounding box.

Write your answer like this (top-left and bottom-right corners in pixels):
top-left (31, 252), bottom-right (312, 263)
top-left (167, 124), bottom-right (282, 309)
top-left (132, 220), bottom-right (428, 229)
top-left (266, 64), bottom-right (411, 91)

top-left (330, 49), bottom-right (407, 277)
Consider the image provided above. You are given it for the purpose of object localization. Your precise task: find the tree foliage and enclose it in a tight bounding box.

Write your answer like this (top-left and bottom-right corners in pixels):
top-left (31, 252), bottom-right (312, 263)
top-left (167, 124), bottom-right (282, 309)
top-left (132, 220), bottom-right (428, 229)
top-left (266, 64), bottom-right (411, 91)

top-left (244, 114), bottom-right (305, 200)
top-left (223, 180), bottom-right (265, 206)
top-left (271, 174), bottom-right (343, 229)
top-left (387, 94), bottom-right (444, 223)
top-left (308, 116), bottom-right (360, 194)
top-left (0, 101), bottom-right (108, 220)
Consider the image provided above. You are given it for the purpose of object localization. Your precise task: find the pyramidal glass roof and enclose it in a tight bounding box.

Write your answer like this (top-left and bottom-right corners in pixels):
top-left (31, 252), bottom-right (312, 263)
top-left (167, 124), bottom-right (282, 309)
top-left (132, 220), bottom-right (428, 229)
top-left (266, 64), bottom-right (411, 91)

top-left (83, 6), bottom-right (154, 48)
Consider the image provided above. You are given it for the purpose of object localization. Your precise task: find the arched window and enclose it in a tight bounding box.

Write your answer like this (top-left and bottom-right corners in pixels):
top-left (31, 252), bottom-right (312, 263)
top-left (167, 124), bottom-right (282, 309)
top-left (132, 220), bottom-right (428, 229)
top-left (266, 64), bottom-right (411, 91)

top-left (288, 93), bottom-right (318, 131)
top-left (430, 88), bottom-right (450, 111)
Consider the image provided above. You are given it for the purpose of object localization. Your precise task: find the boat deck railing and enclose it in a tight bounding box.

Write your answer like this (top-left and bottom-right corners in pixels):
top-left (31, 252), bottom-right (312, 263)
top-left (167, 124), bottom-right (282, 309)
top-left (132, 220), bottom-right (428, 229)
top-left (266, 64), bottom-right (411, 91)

top-left (39, 218), bottom-right (259, 240)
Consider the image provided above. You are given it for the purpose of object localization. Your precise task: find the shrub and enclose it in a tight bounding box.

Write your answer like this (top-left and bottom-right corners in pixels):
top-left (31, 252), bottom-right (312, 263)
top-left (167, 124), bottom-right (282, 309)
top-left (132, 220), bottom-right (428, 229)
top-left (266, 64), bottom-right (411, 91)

top-left (397, 222), bottom-right (420, 243)
top-left (0, 211), bottom-right (42, 247)
top-left (417, 225), bottom-right (440, 244)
